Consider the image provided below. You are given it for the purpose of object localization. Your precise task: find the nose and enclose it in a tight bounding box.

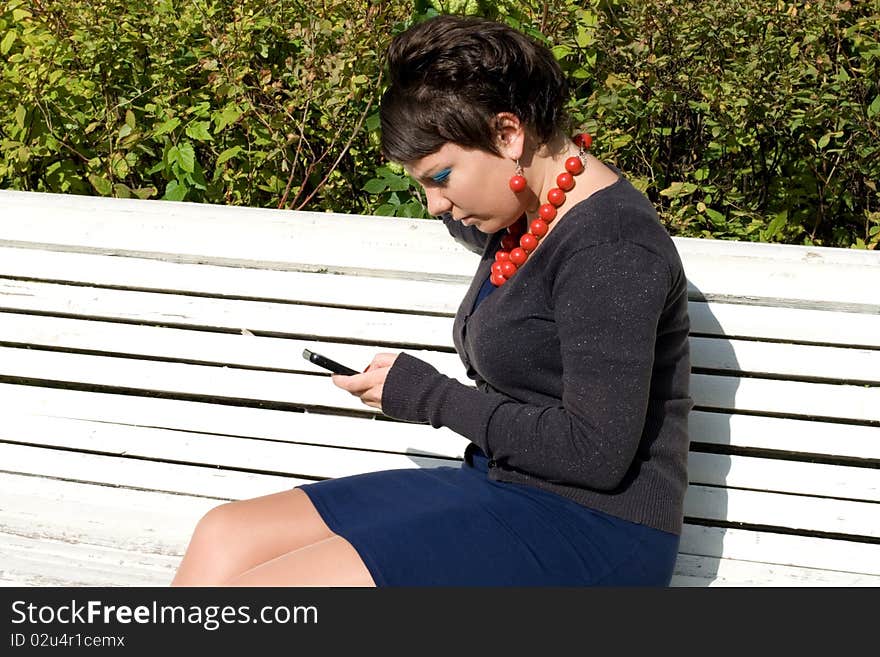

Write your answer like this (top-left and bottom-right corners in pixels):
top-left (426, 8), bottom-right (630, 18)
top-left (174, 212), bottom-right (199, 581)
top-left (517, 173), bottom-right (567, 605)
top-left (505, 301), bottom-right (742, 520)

top-left (424, 186), bottom-right (452, 217)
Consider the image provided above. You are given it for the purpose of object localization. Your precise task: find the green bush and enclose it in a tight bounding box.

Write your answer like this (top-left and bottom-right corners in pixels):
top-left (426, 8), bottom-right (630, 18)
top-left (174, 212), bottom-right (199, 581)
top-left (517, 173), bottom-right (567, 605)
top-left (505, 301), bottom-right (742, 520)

top-left (1, 0), bottom-right (878, 248)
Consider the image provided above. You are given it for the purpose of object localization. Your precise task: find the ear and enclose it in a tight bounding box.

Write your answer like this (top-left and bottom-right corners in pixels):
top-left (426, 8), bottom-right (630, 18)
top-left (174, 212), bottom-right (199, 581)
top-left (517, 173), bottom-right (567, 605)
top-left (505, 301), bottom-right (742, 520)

top-left (492, 112), bottom-right (526, 160)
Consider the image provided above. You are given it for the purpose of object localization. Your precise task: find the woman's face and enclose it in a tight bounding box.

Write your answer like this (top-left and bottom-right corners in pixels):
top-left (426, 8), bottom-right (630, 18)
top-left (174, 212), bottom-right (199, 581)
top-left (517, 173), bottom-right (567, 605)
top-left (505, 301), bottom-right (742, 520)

top-left (403, 142), bottom-right (525, 234)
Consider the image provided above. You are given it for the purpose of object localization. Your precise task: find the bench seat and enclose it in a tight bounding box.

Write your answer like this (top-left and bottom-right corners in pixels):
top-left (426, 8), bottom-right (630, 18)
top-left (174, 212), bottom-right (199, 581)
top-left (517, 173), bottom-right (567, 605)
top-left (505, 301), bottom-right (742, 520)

top-left (1, 189), bottom-right (878, 587)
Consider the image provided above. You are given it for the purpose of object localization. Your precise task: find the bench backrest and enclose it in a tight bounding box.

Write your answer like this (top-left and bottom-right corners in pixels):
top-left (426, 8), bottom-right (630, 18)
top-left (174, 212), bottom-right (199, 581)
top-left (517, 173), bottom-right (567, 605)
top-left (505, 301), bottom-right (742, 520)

top-left (1, 189), bottom-right (878, 586)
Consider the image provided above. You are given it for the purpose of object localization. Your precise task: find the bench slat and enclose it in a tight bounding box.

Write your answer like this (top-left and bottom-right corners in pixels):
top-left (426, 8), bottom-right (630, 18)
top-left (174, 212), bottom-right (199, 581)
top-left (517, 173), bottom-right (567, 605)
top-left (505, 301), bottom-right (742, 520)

top-left (9, 533), bottom-right (878, 588)
top-left (3, 345), bottom-right (877, 422)
top-left (671, 554), bottom-right (880, 587)
top-left (679, 524), bottom-right (880, 576)
top-left (2, 443), bottom-right (876, 538)
top-left (2, 383), bottom-right (876, 462)
top-left (0, 443), bottom-right (301, 501)
top-left (3, 473), bottom-right (875, 575)
top-left (0, 383), bottom-right (471, 456)
top-left (0, 312), bottom-right (466, 379)
top-left (2, 472), bottom-right (878, 587)
top-left (4, 414), bottom-right (878, 502)
top-left (0, 278), bottom-right (455, 349)
top-left (4, 275), bottom-right (880, 351)
top-left (687, 451), bottom-right (879, 501)
top-left (3, 189), bottom-right (879, 308)
top-left (0, 245), bottom-right (468, 313)
top-left (684, 483), bottom-right (879, 538)
top-left (3, 311), bottom-right (878, 385)
top-left (0, 533), bottom-right (179, 587)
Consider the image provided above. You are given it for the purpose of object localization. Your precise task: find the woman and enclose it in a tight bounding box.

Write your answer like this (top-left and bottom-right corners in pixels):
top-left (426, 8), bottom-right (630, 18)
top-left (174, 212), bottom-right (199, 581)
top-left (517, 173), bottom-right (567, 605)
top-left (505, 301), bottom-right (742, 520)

top-left (171, 14), bottom-right (692, 587)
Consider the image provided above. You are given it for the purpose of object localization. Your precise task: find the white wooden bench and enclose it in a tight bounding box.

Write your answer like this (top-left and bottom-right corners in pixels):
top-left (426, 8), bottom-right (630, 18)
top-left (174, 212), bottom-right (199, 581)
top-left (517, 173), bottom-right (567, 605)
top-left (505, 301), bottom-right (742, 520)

top-left (1, 188), bottom-right (878, 587)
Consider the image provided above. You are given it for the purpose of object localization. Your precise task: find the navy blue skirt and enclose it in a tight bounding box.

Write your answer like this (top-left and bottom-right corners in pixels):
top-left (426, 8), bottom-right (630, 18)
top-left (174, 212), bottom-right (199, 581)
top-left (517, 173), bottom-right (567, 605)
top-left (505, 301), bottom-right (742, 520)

top-left (298, 445), bottom-right (679, 586)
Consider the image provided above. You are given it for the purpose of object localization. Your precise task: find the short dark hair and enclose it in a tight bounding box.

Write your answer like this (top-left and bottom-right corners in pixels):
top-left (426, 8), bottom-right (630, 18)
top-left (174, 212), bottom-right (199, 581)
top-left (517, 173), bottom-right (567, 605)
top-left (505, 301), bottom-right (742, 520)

top-left (379, 15), bottom-right (570, 164)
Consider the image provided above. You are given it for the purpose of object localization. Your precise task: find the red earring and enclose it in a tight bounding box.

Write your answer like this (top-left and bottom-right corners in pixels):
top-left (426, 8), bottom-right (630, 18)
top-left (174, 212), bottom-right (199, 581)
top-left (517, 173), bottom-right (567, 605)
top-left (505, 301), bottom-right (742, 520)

top-left (509, 160), bottom-right (527, 193)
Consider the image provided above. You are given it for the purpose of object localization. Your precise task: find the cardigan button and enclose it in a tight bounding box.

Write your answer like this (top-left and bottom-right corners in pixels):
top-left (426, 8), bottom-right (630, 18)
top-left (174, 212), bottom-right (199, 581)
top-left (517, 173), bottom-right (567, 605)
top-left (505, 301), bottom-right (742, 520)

top-left (487, 459), bottom-right (497, 469)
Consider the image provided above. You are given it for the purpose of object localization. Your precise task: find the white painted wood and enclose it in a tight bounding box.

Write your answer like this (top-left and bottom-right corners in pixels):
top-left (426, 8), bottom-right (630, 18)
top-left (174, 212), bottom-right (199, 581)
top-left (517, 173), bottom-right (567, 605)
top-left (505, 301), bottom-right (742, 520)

top-left (4, 312), bottom-right (878, 384)
top-left (6, 414), bottom-right (875, 504)
top-left (0, 473), bottom-right (218, 554)
top-left (3, 190), bottom-right (879, 308)
top-left (5, 278), bottom-right (879, 351)
top-left (0, 443), bottom-right (303, 501)
top-left (0, 245), bottom-right (469, 313)
top-left (0, 346), bottom-right (474, 415)
top-left (5, 473), bottom-right (877, 578)
top-left (678, 524), bottom-right (880, 576)
top-left (3, 443), bottom-right (876, 538)
top-left (3, 346), bottom-right (877, 421)
top-left (670, 553), bottom-right (880, 587)
top-left (689, 411), bottom-right (880, 460)
top-left (0, 312), bottom-right (467, 379)
top-left (689, 336), bottom-right (880, 383)
top-left (683, 484), bottom-right (879, 538)
top-left (9, 533), bottom-right (879, 588)
top-left (686, 451), bottom-right (879, 502)
top-left (3, 472), bottom-right (877, 588)
top-left (0, 533), bottom-right (179, 587)
top-left (3, 189), bottom-right (879, 587)
top-left (0, 190), bottom-right (482, 276)
top-left (1, 413), bottom-right (459, 479)
top-left (0, 278), bottom-right (456, 349)
top-left (0, 383), bottom-right (471, 458)
top-left (688, 301), bottom-right (880, 348)
top-left (4, 414), bottom-right (876, 503)
top-left (690, 372), bottom-right (880, 422)
top-left (1, 384), bottom-right (875, 462)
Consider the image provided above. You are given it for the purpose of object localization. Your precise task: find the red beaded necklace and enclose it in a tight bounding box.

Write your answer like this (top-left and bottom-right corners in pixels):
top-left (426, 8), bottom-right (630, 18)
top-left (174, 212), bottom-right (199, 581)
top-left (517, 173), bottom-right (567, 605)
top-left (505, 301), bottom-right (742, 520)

top-left (490, 133), bottom-right (592, 287)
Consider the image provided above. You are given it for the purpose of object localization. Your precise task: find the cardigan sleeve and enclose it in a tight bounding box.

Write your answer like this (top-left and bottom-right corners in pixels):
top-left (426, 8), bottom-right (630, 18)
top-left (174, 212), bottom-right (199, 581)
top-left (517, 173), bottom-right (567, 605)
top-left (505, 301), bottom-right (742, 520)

top-left (380, 240), bottom-right (671, 491)
top-left (440, 212), bottom-right (490, 255)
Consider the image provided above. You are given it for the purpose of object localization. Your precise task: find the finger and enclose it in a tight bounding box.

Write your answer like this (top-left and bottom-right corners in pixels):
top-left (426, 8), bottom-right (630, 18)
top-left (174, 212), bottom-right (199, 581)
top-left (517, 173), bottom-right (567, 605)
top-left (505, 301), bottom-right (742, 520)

top-left (332, 371), bottom-right (374, 394)
top-left (371, 352), bottom-right (399, 368)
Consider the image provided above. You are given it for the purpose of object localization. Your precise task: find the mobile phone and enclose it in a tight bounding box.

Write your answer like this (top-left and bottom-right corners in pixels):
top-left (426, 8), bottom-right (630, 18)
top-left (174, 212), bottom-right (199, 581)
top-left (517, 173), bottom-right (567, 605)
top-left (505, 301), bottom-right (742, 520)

top-left (302, 348), bottom-right (359, 376)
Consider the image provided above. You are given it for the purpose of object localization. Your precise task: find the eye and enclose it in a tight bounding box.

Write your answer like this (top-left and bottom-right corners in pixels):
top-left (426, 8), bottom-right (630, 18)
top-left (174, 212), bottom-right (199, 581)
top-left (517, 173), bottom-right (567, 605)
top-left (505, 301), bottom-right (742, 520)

top-left (431, 168), bottom-right (452, 185)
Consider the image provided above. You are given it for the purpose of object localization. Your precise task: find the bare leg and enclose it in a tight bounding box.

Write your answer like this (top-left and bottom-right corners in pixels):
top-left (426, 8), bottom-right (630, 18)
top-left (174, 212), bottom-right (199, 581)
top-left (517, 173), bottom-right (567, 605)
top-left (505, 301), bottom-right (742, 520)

top-left (171, 488), bottom-right (337, 586)
top-left (224, 535), bottom-right (376, 587)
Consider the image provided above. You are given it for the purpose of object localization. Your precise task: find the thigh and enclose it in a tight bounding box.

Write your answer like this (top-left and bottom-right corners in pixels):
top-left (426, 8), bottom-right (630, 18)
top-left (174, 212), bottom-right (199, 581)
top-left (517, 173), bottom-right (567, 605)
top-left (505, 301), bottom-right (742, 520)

top-left (225, 535), bottom-right (376, 587)
top-left (181, 487), bottom-right (335, 583)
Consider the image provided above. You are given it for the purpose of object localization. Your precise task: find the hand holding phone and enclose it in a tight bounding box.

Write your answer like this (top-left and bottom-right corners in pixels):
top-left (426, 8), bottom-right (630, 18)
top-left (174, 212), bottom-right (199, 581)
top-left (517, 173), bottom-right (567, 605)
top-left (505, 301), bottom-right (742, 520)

top-left (302, 348), bottom-right (359, 376)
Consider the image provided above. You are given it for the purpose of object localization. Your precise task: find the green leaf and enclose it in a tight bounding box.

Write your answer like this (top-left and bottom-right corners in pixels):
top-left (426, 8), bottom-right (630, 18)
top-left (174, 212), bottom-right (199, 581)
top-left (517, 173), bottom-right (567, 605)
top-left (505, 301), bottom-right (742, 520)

top-left (214, 104), bottom-right (243, 132)
top-left (216, 146), bottom-right (242, 165)
top-left (705, 208), bottom-right (725, 225)
top-left (14, 104), bottom-right (26, 130)
top-left (659, 182), bottom-right (698, 198)
top-left (132, 186), bottom-right (158, 200)
top-left (153, 117), bottom-right (180, 137)
top-left (868, 95), bottom-right (880, 119)
top-left (362, 178), bottom-right (388, 194)
top-left (163, 180), bottom-right (188, 201)
top-left (817, 133), bottom-right (831, 149)
top-left (88, 174), bottom-right (112, 196)
top-left (185, 121), bottom-right (213, 142)
top-left (125, 109), bottom-right (136, 129)
top-left (0, 30), bottom-right (16, 56)
top-left (767, 210), bottom-right (788, 237)
top-left (176, 142), bottom-right (196, 173)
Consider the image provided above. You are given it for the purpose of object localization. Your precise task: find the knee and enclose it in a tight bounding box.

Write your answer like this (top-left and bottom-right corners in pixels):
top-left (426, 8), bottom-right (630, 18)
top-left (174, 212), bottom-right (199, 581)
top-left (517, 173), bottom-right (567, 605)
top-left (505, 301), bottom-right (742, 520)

top-left (186, 503), bottom-right (241, 563)
top-left (194, 501), bottom-right (241, 541)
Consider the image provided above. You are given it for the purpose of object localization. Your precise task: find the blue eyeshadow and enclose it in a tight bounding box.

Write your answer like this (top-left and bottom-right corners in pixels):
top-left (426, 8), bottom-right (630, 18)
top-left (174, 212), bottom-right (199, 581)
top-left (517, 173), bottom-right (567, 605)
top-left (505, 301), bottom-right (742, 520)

top-left (431, 168), bottom-right (451, 183)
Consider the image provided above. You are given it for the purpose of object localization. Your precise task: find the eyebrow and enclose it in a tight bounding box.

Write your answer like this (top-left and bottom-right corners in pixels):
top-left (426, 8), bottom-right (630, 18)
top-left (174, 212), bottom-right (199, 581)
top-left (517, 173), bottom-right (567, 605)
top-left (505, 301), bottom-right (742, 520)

top-left (407, 164), bottom-right (448, 184)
